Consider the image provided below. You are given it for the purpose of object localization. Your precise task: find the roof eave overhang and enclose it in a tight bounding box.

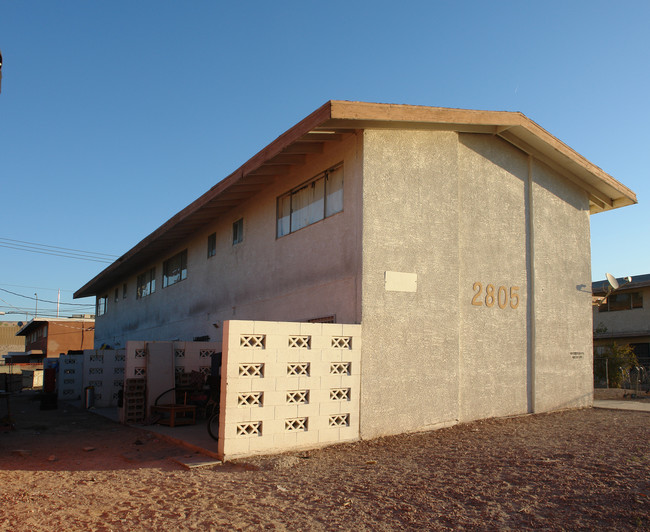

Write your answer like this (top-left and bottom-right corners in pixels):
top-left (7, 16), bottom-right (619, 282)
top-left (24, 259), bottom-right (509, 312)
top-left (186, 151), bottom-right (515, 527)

top-left (75, 100), bottom-right (637, 299)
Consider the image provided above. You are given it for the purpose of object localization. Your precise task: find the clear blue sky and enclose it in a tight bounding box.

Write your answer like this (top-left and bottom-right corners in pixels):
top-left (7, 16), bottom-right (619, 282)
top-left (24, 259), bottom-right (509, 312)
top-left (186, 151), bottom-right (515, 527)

top-left (1, 0), bottom-right (648, 321)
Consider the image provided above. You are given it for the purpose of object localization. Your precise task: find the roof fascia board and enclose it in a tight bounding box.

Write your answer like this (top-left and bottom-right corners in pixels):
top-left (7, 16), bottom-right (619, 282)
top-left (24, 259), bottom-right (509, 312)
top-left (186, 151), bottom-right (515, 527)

top-left (329, 100), bottom-right (525, 127)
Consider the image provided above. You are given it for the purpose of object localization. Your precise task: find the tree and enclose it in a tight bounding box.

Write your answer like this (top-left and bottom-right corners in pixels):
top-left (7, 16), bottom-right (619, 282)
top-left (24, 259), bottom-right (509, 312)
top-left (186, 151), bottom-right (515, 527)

top-left (594, 342), bottom-right (638, 388)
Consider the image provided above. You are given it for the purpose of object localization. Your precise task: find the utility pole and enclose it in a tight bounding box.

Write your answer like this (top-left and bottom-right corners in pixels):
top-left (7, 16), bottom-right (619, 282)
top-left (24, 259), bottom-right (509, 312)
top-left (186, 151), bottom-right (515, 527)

top-left (34, 293), bottom-right (38, 317)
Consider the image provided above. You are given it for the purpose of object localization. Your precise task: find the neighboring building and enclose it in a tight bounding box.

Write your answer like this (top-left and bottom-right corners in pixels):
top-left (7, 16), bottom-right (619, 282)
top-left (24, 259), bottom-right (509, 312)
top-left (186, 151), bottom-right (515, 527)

top-left (5, 317), bottom-right (95, 364)
top-left (75, 100), bottom-right (636, 440)
top-left (593, 274), bottom-right (650, 366)
top-left (0, 321), bottom-right (26, 362)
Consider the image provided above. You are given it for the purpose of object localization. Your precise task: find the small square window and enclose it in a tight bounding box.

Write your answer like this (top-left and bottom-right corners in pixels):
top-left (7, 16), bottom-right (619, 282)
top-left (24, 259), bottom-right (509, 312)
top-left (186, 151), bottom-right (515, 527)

top-left (114, 288), bottom-right (119, 303)
top-left (123, 283), bottom-right (127, 299)
top-left (207, 233), bottom-right (216, 258)
top-left (233, 218), bottom-right (243, 245)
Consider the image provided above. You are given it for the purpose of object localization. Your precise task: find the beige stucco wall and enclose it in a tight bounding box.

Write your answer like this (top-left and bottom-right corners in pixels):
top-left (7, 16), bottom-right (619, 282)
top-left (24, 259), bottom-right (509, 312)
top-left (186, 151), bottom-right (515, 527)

top-left (94, 133), bottom-right (364, 348)
top-left (359, 129), bottom-right (593, 439)
top-left (530, 159), bottom-right (593, 412)
top-left (457, 134), bottom-right (530, 423)
top-left (360, 129), bottom-right (461, 437)
top-left (593, 286), bottom-right (650, 336)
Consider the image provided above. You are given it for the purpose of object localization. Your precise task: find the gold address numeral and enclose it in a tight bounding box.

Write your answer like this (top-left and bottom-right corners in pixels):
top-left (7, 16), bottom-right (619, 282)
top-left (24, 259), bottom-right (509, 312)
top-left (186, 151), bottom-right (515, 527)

top-left (472, 282), bottom-right (521, 309)
top-left (471, 282), bottom-right (483, 306)
top-left (497, 286), bottom-right (507, 309)
top-left (510, 286), bottom-right (520, 309)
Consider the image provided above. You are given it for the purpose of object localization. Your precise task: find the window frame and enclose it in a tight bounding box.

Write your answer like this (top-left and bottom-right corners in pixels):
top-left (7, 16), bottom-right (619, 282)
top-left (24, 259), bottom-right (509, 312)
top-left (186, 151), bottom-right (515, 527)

top-left (276, 162), bottom-right (343, 238)
top-left (207, 232), bottom-right (216, 258)
top-left (232, 218), bottom-right (244, 245)
top-left (599, 290), bottom-right (643, 312)
top-left (136, 268), bottom-right (156, 299)
top-left (97, 295), bottom-right (108, 316)
top-left (163, 250), bottom-right (188, 288)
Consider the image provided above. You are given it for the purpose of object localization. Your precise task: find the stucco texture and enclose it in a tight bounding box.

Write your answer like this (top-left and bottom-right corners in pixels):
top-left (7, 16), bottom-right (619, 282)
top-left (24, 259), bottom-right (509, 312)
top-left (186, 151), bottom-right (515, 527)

top-left (94, 134), bottom-right (364, 348)
top-left (359, 129), bottom-right (593, 439)
top-left (360, 129), bottom-right (461, 438)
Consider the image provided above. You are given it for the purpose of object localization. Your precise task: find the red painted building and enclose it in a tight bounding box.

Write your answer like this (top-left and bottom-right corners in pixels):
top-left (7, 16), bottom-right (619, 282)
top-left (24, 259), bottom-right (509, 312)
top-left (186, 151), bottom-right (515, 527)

top-left (8, 317), bottom-right (95, 363)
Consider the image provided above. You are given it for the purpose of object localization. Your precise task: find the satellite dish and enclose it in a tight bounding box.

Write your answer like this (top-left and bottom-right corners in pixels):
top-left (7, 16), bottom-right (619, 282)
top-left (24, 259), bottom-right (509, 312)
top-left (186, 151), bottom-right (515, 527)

top-left (606, 273), bottom-right (619, 290)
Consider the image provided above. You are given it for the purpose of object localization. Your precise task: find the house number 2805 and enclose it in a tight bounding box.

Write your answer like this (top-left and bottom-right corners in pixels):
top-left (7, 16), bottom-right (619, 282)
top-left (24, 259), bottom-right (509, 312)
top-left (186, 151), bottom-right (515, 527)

top-left (472, 282), bottom-right (520, 309)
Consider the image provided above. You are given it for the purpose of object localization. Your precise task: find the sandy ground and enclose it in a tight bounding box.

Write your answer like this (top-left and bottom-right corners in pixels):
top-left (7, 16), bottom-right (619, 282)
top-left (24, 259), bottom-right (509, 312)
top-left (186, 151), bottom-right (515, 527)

top-left (0, 390), bottom-right (648, 531)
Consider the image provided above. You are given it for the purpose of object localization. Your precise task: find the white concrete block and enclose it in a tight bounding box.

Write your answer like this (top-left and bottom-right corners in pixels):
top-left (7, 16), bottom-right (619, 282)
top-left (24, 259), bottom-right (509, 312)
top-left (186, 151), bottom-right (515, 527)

top-left (319, 401), bottom-right (344, 416)
top-left (318, 427), bottom-right (341, 443)
top-left (274, 404), bottom-right (299, 420)
top-left (295, 428), bottom-right (320, 446)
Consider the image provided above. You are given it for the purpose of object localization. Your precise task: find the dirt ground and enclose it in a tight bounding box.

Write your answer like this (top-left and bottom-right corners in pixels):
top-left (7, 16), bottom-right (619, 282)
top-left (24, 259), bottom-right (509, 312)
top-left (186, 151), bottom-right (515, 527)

top-left (0, 390), bottom-right (648, 531)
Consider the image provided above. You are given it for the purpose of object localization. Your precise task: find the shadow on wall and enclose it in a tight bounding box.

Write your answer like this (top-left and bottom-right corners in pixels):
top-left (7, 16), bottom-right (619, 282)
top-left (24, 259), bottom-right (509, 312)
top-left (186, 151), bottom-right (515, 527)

top-left (458, 133), bottom-right (586, 211)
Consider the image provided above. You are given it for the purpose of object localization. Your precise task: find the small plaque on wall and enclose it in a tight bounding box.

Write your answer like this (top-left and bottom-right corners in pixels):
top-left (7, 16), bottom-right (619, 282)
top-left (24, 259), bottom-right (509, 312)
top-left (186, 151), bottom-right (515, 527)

top-left (385, 271), bottom-right (417, 292)
top-left (570, 352), bottom-right (584, 360)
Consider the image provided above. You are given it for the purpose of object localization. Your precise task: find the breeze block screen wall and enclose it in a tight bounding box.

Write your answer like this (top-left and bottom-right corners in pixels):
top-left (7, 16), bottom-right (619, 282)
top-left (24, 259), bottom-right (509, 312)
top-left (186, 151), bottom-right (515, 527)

top-left (219, 320), bottom-right (362, 459)
top-left (58, 349), bottom-right (125, 408)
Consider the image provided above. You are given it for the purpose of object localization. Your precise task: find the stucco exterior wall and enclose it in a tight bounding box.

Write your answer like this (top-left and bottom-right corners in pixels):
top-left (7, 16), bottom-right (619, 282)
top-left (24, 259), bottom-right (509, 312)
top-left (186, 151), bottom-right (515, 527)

top-left (530, 160), bottom-right (593, 412)
top-left (593, 286), bottom-right (650, 335)
top-left (360, 129), bottom-right (461, 438)
top-left (359, 130), bottom-right (593, 439)
top-left (457, 134), bottom-right (530, 423)
top-left (93, 134), bottom-right (363, 348)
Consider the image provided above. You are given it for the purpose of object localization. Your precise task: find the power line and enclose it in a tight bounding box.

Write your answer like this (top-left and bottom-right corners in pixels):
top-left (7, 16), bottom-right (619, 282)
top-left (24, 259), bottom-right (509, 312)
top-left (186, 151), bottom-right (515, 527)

top-left (0, 237), bottom-right (119, 263)
top-left (0, 237), bottom-right (119, 258)
top-left (0, 287), bottom-right (96, 306)
top-left (0, 243), bottom-right (115, 263)
top-left (0, 283), bottom-right (80, 293)
top-left (0, 310), bottom-right (95, 319)
top-left (0, 304), bottom-right (95, 311)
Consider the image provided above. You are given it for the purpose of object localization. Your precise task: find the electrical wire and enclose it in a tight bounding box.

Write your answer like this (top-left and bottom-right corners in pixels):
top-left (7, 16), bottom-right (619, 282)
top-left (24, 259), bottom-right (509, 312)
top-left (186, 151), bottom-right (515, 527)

top-left (0, 237), bottom-right (118, 263)
top-left (0, 237), bottom-right (118, 258)
top-left (0, 287), bottom-right (94, 306)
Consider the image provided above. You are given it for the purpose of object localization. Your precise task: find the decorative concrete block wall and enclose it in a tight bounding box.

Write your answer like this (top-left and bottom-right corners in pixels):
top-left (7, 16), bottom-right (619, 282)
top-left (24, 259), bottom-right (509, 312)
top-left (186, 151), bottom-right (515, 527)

top-left (124, 341), bottom-right (218, 381)
top-left (57, 350), bottom-right (125, 407)
top-left (122, 340), bottom-right (219, 422)
top-left (218, 320), bottom-right (362, 460)
top-left (58, 349), bottom-right (125, 408)
top-left (170, 341), bottom-right (217, 378)
top-left (58, 354), bottom-right (84, 403)
top-left (82, 349), bottom-right (126, 408)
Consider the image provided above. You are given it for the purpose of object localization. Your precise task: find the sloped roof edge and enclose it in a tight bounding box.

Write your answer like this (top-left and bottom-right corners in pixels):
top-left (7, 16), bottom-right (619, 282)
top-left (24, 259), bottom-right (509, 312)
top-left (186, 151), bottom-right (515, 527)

top-left (16, 317), bottom-right (95, 337)
top-left (75, 100), bottom-right (637, 299)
